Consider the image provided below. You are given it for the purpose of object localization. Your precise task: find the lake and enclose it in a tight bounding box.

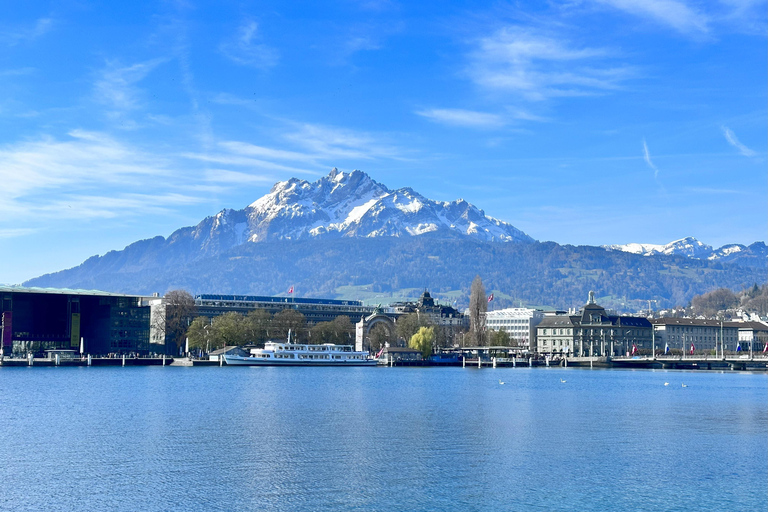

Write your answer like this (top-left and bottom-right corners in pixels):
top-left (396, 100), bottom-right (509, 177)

top-left (0, 366), bottom-right (765, 511)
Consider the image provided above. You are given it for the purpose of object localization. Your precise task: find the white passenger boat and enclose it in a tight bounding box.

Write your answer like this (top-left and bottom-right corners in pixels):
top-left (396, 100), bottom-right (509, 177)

top-left (224, 341), bottom-right (377, 366)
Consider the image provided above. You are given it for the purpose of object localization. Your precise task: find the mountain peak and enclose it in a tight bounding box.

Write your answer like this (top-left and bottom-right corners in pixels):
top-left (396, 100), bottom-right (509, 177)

top-left (236, 169), bottom-right (533, 246)
top-left (602, 236), bottom-right (761, 262)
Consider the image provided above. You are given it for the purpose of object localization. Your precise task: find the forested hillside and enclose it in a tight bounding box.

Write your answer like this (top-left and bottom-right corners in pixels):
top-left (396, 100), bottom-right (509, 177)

top-left (26, 235), bottom-right (766, 311)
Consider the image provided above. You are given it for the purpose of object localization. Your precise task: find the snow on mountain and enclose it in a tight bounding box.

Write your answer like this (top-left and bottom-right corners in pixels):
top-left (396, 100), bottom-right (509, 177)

top-left (603, 237), bottom-right (751, 261)
top-left (709, 244), bottom-right (745, 259)
top-left (195, 168), bottom-right (533, 251)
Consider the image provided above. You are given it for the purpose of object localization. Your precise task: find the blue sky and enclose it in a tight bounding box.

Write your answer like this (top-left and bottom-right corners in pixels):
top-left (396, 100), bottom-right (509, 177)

top-left (1, 0), bottom-right (766, 285)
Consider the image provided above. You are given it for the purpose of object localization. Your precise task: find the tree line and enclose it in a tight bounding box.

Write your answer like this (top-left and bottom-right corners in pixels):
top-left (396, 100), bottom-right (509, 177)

top-left (185, 309), bottom-right (357, 353)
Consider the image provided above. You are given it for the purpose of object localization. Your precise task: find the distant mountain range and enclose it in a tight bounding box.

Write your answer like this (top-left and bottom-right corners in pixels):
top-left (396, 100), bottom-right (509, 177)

top-left (24, 169), bottom-right (767, 310)
top-left (603, 236), bottom-right (762, 262)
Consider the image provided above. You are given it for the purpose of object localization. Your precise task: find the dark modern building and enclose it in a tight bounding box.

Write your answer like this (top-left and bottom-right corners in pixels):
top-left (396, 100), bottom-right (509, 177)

top-left (0, 287), bottom-right (150, 356)
top-left (193, 294), bottom-right (374, 324)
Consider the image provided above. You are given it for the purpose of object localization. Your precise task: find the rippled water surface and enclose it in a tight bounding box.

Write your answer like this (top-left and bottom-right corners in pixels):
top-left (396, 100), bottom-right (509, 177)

top-left (0, 366), bottom-right (765, 511)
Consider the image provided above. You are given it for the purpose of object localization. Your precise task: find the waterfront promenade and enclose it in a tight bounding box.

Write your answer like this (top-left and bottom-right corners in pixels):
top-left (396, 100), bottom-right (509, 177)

top-left (4, 353), bottom-right (768, 371)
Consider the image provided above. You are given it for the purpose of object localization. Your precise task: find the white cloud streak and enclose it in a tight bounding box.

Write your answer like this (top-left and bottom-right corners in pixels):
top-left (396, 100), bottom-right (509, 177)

top-left (593, 0), bottom-right (709, 34)
top-left (283, 123), bottom-right (405, 160)
top-left (642, 139), bottom-right (660, 179)
top-left (219, 20), bottom-right (278, 68)
top-left (0, 130), bottom-right (199, 220)
top-left (3, 17), bottom-right (54, 46)
top-left (0, 228), bottom-right (37, 239)
top-left (721, 126), bottom-right (756, 157)
top-left (416, 108), bottom-right (505, 128)
top-left (94, 58), bottom-right (167, 111)
top-left (468, 27), bottom-right (632, 100)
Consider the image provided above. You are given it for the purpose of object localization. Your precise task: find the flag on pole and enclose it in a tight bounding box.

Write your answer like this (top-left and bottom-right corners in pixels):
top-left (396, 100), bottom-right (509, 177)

top-left (487, 293), bottom-right (494, 303)
top-left (689, 343), bottom-right (695, 355)
top-left (631, 344), bottom-right (637, 356)
top-left (763, 342), bottom-right (768, 353)
top-left (664, 342), bottom-right (669, 355)
top-left (736, 342), bottom-right (742, 352)
top-left (288, 285), bottom-right (294, 294)
top-left (375, 347), bottom-right (385, 358)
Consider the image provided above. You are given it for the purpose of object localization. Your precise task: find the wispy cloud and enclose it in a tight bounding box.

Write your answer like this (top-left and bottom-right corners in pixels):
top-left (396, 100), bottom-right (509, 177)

top-left (593, 0), bottom-right (709, 34)
top-left (218, 141), bottom-right (321, 163)
top-left (0, 67), bottom-right (36, 77)
top-left (416, 106), bottom-right (549, 128)
top-left (2, 17), bottom-right (54, 46)
top-left (94, 58), bottom-right (166, 111)
top-left (686, 187), bottom-right (746, 195)
top-left (416, 108), bottom-right (505, 128)
top-left (468, 27), bottom-right (632, 100)
top-left (182, 151), bottom-right (319, 176)
top-left (184, 121), bottom-right (409, 178)
top-left (0, 228), bottom-right (37, 239)
top-left (716, 0), bottom-right (768, 34)
top-left (219, 20), bottom-right (278, 68)
top-left (0, 130), bottom-right (198, 220)
top-left (283, 123), bottom-right (405, 160)
top-left (642, 139), bottom-right (660, 179)
top-left (204, 169), bottom-right (278, 185)
top-left (721, 126), bottom-right (756, 157)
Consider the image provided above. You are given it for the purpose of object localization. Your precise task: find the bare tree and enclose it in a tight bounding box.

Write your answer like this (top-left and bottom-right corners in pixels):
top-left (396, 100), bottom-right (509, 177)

top-left (368, 324), bottom-right (391, 352)
top-left (469, 275), bottom-right (487, 346)
top-left (153, 289), bottom-right (197, 354)
top-left (272, 309), bottom-right (307, 342)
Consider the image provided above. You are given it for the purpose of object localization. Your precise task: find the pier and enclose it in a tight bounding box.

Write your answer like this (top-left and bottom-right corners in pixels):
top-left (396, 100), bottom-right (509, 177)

top-left (563, 355), bottom-right (768, 371)
top-left (0, 355), bottom-right (174, 367)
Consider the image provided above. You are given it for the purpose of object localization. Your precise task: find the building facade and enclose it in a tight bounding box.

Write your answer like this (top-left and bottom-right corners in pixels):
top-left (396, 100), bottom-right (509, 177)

top-left (1, 287), bottom-right (150, 356)
top-left (193, 294), bottom-right (373, 324)
top-left (737, 322), bottom-right (768, 352)
top-left (485, 308), bottom-right (544, 350)
top-left (390, 291), bottom-right (468, 329)
top-left (535, 292), bottom-right (652, 356)
top-left (651, 318), bottom-right (742, 354)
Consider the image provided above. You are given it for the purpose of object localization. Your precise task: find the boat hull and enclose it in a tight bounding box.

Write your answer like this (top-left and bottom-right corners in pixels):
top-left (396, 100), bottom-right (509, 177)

top-left (224, 355), bottom-right (378, 366)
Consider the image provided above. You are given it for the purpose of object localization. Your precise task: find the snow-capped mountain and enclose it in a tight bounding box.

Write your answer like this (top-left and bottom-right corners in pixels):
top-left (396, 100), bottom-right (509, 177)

top-left (603, 237), bottom-right (758, 261)
top-left (187, 168), bottom-right (534, 253)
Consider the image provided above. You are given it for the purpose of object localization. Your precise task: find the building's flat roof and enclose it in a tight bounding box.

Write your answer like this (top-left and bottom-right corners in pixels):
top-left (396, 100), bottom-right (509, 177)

top-left (197, 294), bottom-right (364, 307)
top-left (651, 318), bottom-right (743, 328)
top-left (0, 286), bottom-right (147, 298)
top-left (486, 308), bottom-right (544, 318)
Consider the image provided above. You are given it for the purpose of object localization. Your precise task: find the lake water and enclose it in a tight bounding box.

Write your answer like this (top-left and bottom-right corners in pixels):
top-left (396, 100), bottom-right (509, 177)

top-left (0, 366), bottom-right (765, 512)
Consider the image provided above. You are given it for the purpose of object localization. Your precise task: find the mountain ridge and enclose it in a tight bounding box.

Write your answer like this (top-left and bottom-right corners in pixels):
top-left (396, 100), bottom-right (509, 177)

top-left (22, 169), bottom-right (767, 310)
top-left (602, 236), bottom-right (760, 262)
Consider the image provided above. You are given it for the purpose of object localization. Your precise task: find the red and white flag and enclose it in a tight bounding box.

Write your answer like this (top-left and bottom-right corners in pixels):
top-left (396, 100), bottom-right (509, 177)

top-left (689, 343), bottom-right (695, 355)
top-left (763, 343), bottom-right (767, 353)
top-left (631, 344), bottom-right (637, 356)
top-left (487, 293), bottom-right (494, 303)
top-left (288, 286), bottom-right (294, 294)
